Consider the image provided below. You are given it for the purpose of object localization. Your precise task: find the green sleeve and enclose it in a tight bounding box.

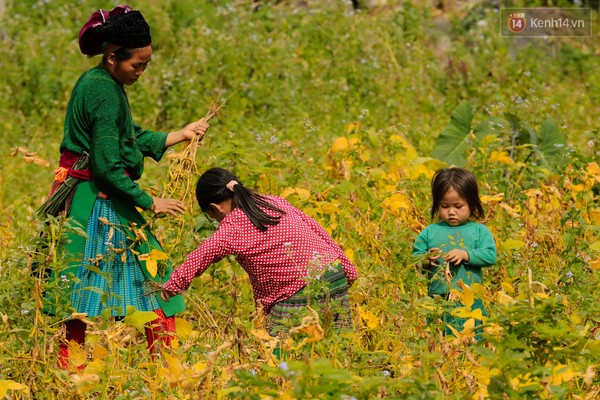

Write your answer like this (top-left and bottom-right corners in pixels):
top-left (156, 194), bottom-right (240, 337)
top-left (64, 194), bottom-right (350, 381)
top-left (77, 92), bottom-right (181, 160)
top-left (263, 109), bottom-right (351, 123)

top-left (465, 225), bottom-right (497, 267)
top-left (133, 123), bottom-right (169, 161)
top-left (87, 84), bottom-right (154, 210)
top-left (412, 227), bottom-right (430, 256)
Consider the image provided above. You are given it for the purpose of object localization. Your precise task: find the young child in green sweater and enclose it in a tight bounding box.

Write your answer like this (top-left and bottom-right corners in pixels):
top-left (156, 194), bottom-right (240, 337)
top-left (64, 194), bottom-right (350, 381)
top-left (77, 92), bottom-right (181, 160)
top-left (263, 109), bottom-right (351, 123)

top-left (412, 167), bottom-right (496, 340)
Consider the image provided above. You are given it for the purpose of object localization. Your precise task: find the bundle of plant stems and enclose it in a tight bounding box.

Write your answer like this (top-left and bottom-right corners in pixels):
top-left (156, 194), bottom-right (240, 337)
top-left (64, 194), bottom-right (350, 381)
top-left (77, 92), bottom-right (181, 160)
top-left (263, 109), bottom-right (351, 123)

top-left (36, 152), bottom-right (89, 218)
top-left (162, 99), bottom-right (228, 203)
top-left (160, 98), bottom-right (229, 254)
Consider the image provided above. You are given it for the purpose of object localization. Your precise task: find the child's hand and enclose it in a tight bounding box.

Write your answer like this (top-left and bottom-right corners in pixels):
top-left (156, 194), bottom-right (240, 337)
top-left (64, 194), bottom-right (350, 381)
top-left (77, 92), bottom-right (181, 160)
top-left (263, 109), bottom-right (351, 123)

top-left (160, 286), bottom-right (179, 302)
top-left (426, 248), bottom-right (443, 266)
top-left (444, 249), bottom-right (469, 265)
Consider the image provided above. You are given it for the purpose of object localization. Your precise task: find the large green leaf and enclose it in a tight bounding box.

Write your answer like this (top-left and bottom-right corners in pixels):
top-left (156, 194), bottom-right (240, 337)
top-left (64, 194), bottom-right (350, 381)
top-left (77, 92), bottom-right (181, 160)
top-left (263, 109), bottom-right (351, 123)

top-left (503, 113), bottom-right (536, 146)
top-left (474, 116), bottom-right (505, 137)
top-left (536, 118), bottom-right (566, 170)
top-left (432, 101), bottom-right (473, 166)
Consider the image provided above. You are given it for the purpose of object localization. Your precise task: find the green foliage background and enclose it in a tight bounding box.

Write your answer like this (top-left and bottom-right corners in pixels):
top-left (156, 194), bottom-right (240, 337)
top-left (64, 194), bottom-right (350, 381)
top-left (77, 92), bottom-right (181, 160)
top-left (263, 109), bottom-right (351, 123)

top-left (0, 0), bottom-right (599, 398)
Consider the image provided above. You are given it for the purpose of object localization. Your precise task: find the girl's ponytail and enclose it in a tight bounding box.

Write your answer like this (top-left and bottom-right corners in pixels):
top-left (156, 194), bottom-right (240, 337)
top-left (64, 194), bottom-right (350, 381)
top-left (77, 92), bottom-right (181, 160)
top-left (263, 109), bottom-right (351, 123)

top-left (196, 168), bottom-right (285, 231)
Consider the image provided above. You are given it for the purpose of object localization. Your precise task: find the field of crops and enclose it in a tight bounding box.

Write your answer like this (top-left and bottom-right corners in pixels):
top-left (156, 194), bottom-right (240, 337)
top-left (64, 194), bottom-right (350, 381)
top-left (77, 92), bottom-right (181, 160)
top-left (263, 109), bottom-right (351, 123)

top-left (0, 0), bottom-right (599, 398)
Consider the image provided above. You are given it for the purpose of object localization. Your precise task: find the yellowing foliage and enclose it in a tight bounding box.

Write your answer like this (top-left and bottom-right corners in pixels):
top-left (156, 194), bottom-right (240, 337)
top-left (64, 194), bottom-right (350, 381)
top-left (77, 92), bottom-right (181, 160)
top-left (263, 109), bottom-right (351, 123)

top-left (139, 249), bottom-right (169, 277)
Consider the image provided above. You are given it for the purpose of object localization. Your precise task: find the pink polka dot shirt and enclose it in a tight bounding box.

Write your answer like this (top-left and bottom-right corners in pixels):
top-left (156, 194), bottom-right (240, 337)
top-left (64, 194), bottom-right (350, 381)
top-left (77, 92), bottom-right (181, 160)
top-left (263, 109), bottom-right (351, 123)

top-left (164, 195), bottom-right (358, 314)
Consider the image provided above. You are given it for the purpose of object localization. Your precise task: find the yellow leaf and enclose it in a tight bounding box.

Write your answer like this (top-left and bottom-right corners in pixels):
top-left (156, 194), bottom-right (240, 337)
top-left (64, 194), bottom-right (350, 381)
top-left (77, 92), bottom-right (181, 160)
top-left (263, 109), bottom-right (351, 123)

top-left (383, 193), bottom-right (412, 215)
top-left (318, 202), bottom-right (339, 214)
top-left (406, 163), bottom-right (436, 180)
top-left (146, 259), bottom-right (158, 277)
top-left (139, 250), bottom-right (168, 278)
top-left (344, 248), bottom-right (354, 263)
top-left (175, 317), bottom-right (194, 340)
top-left (589, 210), bottom-right (600, 225)
top-left (451, 307), bottom-right (482, 320)
top-left (500, 239), bottom-right (525, 250)
top-left (123, 307), bottom-right (159, 333)
top-left (162, 352), bottom-right (185, 381)
top-left (289, 306), bottom-right (325, 349)
top-left (0, 380), bottom-right (28, 397)
top-left (250, 328), bottom-right (275, 341)
top-left (488, 151), bottom-right (514, 165)
top-left (500, 281), bottom-right (515, 294)
top-left (346, 122), bottom-right (360, 134)
top-left (590, 258), bottom-right (600, 270)
top-left (68, 341), bottom-right (87, 368)
top-left (496, 291), bottom-right (514, 305)
top-left (331, 137), bottom-right (350, 153)
top-left (358, 305), bottom-right (380, 329)
top-left (549, 364), bottom-right (579, 385)
top-left (69, 374), bottom-right (100, 394)
top-left (461, 290), bottom-right (475, 308)
top-left (83, 360), bottom-right (105, 376)
top-left (295, 187), bottom-right (310, 200)
top-left (149, 249), bottom-right (169, 260)
top-left (92, 346), bottom-right (107, 360)
top-left (280, 187), bottom-right (296, 198)
top-left (481, 193), bottom-right (504, 204)
top-left (193, 362), bottom-right (208, 373)
top-left (586, 161), bottom-right (600, 177)
top-left (569, 312), bottom-right (581, 324)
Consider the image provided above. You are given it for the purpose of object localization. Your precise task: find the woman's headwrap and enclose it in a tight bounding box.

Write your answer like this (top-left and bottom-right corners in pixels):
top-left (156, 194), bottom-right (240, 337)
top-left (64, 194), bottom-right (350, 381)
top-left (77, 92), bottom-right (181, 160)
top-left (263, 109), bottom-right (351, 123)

top-left (79, 4), bottom-right (152, 56)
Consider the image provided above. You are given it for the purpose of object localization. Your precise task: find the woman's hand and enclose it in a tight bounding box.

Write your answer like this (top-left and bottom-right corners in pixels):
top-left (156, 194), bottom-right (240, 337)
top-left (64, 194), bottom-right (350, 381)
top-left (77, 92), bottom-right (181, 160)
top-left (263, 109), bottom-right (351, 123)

top-left (444, 249), bottom-right (469, 265)
top-left (151, 198), bottom-right (186, 217)
top-left (165, 118), bottom-right (210, 147)
top-left (160, 286), bottom-right (179, 302)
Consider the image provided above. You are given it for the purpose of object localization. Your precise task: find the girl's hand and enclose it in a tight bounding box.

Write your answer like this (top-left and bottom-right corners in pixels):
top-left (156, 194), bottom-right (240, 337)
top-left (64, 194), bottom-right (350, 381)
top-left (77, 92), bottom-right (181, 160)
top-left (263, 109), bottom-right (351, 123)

top-left (426, 248), bottom-right (442, 266)
top-left (444, 249), bottom-right (469, 265)
top-left (151, 198), bottom-right (186, 217)
top-left (160, 286), bottom-right (179, 302)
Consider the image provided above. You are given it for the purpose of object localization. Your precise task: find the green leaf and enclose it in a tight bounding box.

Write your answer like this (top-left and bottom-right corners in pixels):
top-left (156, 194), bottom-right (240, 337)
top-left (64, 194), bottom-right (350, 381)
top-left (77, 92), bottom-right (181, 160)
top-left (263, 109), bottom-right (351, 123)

top-left (536, 118), bottom-right (566, 170)
top-left (432, 101), bottom-right (473, 167)
top-left (474, 116), bottom-right (505, 138)
top-left (123, 306), bottom-right (159, 333)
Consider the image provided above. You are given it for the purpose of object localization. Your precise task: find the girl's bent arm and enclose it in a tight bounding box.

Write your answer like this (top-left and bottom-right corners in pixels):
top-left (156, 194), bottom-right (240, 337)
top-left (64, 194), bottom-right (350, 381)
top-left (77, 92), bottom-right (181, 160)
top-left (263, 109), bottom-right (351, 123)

top-left (163, 226), bottom-right (232, 292)
top-left (465, 226), bottom-right (497, 267)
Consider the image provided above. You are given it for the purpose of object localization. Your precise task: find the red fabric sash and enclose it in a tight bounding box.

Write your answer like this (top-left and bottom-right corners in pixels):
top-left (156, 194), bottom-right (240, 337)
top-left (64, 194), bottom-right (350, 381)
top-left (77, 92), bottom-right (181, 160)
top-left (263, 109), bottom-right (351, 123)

top-left (59, 149), bottom-right (93, 181)
top-left (57, 149), bottom-right (132, 182)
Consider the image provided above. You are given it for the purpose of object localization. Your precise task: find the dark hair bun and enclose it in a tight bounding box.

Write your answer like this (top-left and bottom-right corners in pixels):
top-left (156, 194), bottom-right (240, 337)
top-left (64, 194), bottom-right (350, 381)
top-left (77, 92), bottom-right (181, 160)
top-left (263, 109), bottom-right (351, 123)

top-left (97, 11), bottom-right (151, 50)
top-left (79, 6), bottom-right (151, 56)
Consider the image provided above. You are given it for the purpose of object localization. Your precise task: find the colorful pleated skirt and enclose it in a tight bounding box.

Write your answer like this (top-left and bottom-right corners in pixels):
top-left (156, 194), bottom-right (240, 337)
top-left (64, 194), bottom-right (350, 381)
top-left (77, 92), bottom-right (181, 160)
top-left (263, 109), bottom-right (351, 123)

top-left (69, 198), bottom-right (160, 317)
top-left (267, 264), bottom-right (353, 336)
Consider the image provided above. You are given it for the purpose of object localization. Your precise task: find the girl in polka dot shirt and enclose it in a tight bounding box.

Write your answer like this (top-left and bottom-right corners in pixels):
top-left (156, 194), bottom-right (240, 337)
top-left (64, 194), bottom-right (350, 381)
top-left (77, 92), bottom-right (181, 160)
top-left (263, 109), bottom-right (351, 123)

top-left (161, 167), bottom-right (358, 335)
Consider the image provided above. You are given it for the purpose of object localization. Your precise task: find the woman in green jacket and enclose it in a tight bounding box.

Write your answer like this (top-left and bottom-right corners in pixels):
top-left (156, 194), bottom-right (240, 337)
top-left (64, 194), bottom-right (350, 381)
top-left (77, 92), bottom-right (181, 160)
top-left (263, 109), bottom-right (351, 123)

top-left (45, 5), bottom-right (209, 368)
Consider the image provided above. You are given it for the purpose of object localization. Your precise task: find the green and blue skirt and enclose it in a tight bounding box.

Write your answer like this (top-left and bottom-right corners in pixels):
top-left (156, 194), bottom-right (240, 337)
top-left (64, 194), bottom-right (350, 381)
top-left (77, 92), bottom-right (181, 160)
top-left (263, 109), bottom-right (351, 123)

top-left (70, 198), bottom-right (160, 316)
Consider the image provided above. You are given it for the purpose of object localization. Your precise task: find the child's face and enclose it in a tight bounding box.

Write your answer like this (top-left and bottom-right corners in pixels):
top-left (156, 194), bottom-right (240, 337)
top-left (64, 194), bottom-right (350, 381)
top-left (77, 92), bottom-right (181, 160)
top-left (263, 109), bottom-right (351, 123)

top-left (438, 188), bottom-right (471, 226)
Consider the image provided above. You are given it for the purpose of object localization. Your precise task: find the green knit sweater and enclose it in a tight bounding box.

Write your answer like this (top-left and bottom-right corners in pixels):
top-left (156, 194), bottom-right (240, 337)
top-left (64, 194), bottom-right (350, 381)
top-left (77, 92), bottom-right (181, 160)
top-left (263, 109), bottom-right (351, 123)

top-left (412, 221), bottom-right (497, 295)
top-left (60, 65), bottom-right (168, 210)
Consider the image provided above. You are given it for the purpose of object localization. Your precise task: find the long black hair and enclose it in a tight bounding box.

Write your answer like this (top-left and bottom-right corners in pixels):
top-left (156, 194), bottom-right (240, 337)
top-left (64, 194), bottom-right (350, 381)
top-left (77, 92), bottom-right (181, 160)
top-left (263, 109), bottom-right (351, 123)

top-left (430, 167), bottom-right (484, 221)
top-left (196, 168), bottom-right (286, 231)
